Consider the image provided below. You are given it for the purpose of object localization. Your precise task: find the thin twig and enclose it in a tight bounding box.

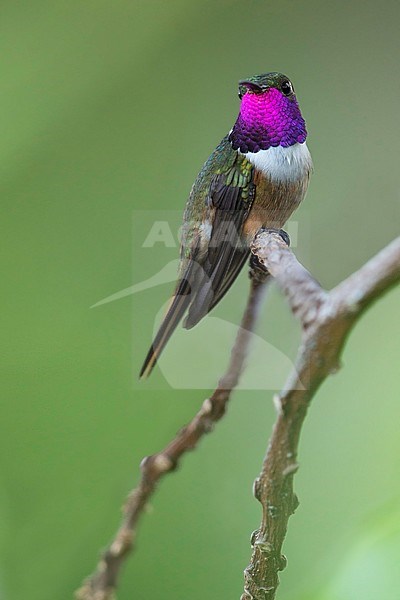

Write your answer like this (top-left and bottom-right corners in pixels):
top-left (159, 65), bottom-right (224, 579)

top-left (241, 233), bottom-right (400, 600)
top-left (75, 266), bottom-right (270, 600)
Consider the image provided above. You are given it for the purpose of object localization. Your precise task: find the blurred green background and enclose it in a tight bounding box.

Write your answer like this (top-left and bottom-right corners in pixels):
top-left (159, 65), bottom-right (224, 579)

top-left (1, 1), bottom-right (400, 599)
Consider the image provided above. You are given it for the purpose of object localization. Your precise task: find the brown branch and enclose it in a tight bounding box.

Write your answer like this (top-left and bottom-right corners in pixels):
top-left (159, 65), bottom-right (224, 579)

top-left (241, 232), bottom-right (400, 600)
top-left (75, 265), bottom-right (270, 600)
top-left (76, 231), bottom-right (400, 600)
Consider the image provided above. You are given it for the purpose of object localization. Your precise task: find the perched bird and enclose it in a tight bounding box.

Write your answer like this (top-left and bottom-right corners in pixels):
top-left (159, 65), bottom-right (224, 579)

top-left (140, 72), bottom-right (312, 378)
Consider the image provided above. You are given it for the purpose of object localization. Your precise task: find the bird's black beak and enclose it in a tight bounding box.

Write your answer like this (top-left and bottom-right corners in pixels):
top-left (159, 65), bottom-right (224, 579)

top-left (238, 80), bottom-right (265, 93)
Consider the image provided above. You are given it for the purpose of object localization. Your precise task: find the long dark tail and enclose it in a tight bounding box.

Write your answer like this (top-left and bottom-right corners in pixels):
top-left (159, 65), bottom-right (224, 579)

top-left (139, 279), bottom-right (191, 379)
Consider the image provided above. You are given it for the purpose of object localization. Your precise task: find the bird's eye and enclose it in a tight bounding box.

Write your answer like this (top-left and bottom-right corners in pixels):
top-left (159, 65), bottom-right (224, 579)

top-left (281, 80), bottom-right (293, 96)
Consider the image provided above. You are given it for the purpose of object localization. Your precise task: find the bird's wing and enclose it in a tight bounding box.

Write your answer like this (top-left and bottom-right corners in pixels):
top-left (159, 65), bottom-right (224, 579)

top-left (139, 142), bottom-right (254, 378)
top-left (183, 152), bottom-right (255, 329)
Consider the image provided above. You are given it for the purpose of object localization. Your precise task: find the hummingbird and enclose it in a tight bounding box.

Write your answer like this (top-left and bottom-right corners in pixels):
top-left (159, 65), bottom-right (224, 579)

top-left (140, 72), bottom-right (312, 378)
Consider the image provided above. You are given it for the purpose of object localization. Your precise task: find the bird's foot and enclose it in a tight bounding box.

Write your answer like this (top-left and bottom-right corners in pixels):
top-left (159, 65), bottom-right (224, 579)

top-left (261, 227), bottom-right (291, 247)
